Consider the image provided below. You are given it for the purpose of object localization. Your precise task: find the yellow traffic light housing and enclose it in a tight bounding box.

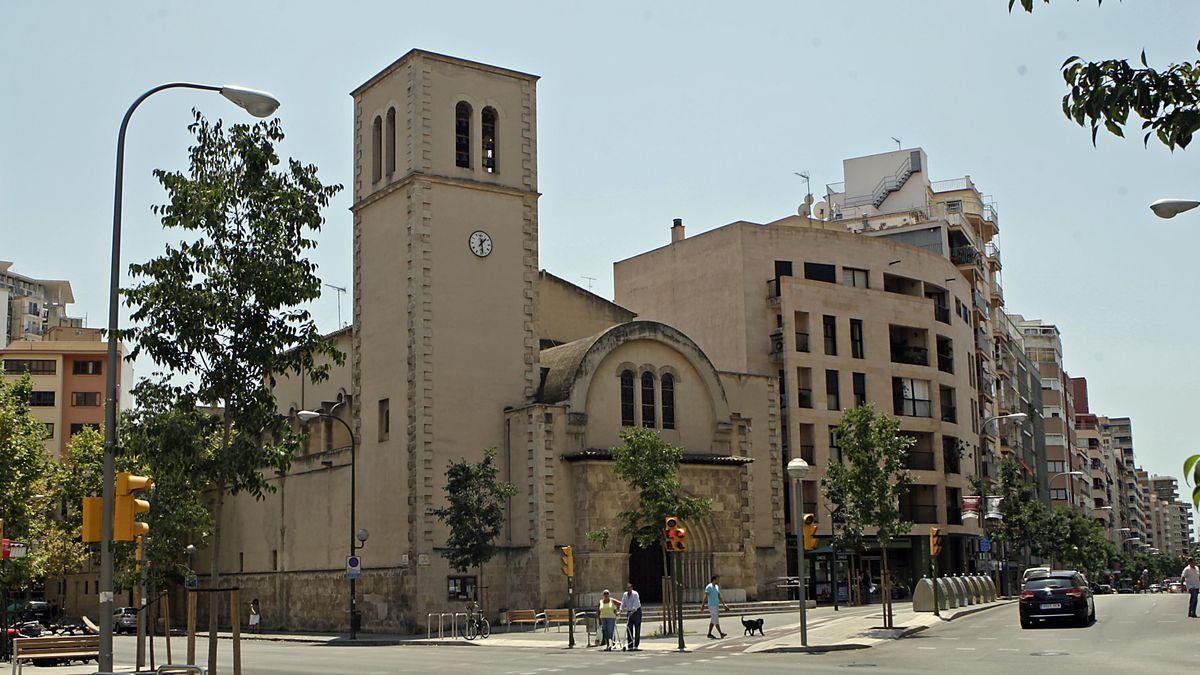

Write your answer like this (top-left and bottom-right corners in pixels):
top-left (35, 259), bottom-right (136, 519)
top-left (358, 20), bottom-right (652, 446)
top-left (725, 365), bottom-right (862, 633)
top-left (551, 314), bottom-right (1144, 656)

top-left (82, 497), bottom-right (103, 542)
top-left (117, 472), bottom-right (153, 495)
top-left (802, 513), bottom-right (819, 551)
top-left (930, 527), bottom-right (943, 557)
top-left (560, 545), bottom-right (575, 577)
top-left (115, 471), bottom-right (152, 542)
top-left (663, 516), bottom-right (688, 552)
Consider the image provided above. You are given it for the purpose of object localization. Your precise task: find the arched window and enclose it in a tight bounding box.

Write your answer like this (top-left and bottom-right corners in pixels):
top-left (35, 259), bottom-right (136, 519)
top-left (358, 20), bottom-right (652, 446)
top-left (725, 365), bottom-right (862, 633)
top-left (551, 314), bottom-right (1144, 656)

top-left (641, 372), bottom-right (656, 428)
top-left (661, 373), bottom-right (676, 430)
top-left (385, 107), bottom-right (397, 176)
top-left (371, 115), bottom-right (383, 183)
top-left (620, 370), bottom-right (635, 427)
top-left (455, 101), bottom-right (472, 168)
top-left (481, 106), bottom-right (498, 173)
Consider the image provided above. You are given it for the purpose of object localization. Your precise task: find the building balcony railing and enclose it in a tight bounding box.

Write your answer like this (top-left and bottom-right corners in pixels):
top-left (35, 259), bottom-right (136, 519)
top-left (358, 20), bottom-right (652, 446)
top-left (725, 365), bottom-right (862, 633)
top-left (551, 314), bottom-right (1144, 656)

top-left (937, 352), bottom-right (954, 374)
top-left (950, 246), bottom-right (981, 267)
top-left (770, 329), bottom-right (784, 362)
top-left (906, 451), bottom-right (936, 471)
top-left (943, 451), bottom-right (961, 475)
top-left (767, 278), bottom-right (782, 299)
top-left (900, 504), bottom-right (940, 524)
top-left (895, 399), bottom-right (933, 418)
top-left (891, 344), bottom-right (929, 366)
top-left (934, 304), bottom-right (951, 324)
top-left (797, 388), bottom-right (813, 409)
top-left (795, 331), bottom-right (810, 353)
top-left (941, 406), bottom-right (957, 424)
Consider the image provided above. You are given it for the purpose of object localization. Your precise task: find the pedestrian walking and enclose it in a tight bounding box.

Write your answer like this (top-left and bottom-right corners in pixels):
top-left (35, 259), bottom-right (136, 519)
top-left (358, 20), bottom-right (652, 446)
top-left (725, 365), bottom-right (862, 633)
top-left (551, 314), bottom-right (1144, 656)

top-left (701, 574), bottom-right (730, 639)
top-left (1182, 558), bottom-right (1200, 618)
top-left (620, 581), bottom-right (642, 650)
top-left (860, 569), bottom-right (873, 605)
top-left (598, 590), bottom-right (621, 650)
top-left (249, 598), bottom-right (262, 634)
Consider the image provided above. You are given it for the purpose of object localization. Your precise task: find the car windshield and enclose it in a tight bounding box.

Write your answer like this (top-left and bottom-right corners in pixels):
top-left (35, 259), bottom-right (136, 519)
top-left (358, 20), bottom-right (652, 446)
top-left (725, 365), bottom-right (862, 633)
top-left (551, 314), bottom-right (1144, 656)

top-left (1024, 578), bottom-right (1072, 590)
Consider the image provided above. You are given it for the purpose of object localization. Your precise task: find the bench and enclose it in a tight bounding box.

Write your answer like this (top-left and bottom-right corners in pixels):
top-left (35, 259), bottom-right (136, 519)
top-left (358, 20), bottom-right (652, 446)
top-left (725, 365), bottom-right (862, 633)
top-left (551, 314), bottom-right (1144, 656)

top-left (11, 635), bottom-right (100, 674)
top-left (505, 609), bottom-right (542, 632)
top-left (541, 608), bottom-right (583, 632)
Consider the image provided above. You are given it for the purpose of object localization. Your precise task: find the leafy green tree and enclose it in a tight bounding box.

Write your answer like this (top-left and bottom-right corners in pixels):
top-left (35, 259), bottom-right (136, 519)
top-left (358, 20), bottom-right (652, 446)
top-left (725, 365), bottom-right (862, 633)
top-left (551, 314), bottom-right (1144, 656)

top-left (1185, 454), bottom-right (1200, 510)
top-left (982, 457), bottom-right (1051, 568)
top-left (120, 111), bottom-right (342, 672)
top-left (432, 448), bottom-right (517, 606)
top-left (1040, 506), bottom-right (1116, 578)
top-left (0, 374), bottom-right (55, 590)
top-left (821, 405), bottom-right (914, 628)
top-left (1011, 0), bottom-right (1200, 149)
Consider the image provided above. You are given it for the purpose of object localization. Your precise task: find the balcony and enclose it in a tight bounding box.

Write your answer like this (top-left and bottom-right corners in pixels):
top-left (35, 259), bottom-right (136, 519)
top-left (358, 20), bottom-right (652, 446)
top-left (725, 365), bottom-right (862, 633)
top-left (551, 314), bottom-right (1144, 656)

top-left (934, 304), bottom-right (951, 324)
top-left (895, 398), bottom-right (933, 418)
top-left (891, 344), bottom-right (930, 366)
top-left (950, 246), bottom-right (981, 267)
top-left (906, 450), bottom-right (936, 471)
top-left (770, 329), bottom-right (784, 362)
top-left (941, 405), bottom-right (957, 424)
top-left (767, 278), bottom-right (782, 300)
top-left (795, 331), bottom-right (810, 353)
top-left (900, 504), bottom-right (939, 524)
top-left (937, 350), bottom-right (954, 374)
top-left (991, 282), bottom-right (1004, 305)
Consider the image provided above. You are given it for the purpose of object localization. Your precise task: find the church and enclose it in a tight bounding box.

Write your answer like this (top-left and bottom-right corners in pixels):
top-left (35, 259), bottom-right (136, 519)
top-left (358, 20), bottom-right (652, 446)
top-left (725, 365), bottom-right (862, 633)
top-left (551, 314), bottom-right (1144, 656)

top-left (210, 50), bottom-right (788, 632)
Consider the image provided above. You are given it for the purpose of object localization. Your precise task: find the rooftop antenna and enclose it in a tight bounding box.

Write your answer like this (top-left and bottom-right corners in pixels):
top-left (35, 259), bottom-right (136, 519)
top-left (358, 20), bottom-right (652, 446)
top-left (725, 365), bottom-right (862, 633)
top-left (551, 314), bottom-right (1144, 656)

top-left (580, 275), bottom-right (596, 292)
top-left (325, 283), bottom-right (348, 328)
top-left (892, 137), bottom-right (902, 150)
top-left (793, 171), bottom-right (812, 197)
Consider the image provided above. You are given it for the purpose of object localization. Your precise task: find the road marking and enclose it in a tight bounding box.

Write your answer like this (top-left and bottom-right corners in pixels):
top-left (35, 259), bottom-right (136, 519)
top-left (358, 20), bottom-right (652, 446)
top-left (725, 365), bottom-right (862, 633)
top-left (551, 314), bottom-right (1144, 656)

top-left (916, 646), bottom-right (937, 650)
top-left (956, 647), bottom-right (976, 651)
top-left (998, 648), bottom-right (1019, 652)
top-left (978, 637), bottom-right (998, 640)
top-left (1157, 620), bottom-right (1178, 623)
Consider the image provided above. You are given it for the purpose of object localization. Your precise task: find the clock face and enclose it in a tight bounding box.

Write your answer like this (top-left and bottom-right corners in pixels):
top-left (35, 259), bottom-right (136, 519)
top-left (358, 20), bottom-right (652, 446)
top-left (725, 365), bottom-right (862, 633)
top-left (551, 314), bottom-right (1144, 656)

top-left (469, 230), bottom-right (493, 257)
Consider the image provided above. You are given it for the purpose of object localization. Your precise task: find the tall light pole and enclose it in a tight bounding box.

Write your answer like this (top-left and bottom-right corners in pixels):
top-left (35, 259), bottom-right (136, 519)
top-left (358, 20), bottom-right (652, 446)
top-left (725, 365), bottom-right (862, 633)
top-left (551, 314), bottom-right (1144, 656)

top-left (297, 404), bottom-right (360, 639)
top-left (99, 82), bottom-right (279, 673)
top-left (787, 458), bottom-right (810, 646)
top-left (976, 412), bottom-right (1027, 595)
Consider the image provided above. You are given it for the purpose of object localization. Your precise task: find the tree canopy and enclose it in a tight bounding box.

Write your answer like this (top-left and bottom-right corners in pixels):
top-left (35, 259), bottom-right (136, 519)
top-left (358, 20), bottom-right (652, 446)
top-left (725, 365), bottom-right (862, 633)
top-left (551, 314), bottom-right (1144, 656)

top-left (433, 448), bottom-right (517, 575)
top-left (606, 427), bottom-right (712, 550)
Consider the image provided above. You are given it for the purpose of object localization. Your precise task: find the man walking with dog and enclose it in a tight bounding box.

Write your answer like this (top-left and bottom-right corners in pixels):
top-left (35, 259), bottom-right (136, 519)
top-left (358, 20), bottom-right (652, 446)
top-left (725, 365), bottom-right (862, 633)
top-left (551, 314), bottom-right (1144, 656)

top-left (620, 581), bottom-right (642, 650)
top-left (702, 574), bottom-right (731, 639)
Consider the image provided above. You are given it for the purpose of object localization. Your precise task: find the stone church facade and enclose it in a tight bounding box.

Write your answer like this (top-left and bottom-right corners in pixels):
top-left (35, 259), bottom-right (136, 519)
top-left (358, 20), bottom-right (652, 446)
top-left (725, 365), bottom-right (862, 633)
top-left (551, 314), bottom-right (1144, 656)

top-left (205, 50), bottom-right (787, 633)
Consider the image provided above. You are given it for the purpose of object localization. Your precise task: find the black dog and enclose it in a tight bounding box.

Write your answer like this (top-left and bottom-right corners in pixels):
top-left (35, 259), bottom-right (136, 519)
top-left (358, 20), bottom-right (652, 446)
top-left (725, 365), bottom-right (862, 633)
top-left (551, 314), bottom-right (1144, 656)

top-left (741, 616), bottom-right (765, 636)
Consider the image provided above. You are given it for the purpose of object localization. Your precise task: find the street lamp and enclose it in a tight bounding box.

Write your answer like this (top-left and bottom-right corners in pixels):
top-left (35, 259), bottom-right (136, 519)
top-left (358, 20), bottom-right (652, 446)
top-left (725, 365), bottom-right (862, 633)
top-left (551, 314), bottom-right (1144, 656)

top-left (976, 412), bottom-right (1028, 595)
top-left (98, 81), bottom-right (279, 673)
top-left (1150, 198), bottom-right (1200, 219)
top-left (297, 403), bottom-right (361, 639)
top-left (1049, 471), bottom-right (1085, 507)
top-left (786, 457), bottom-right (810, 647)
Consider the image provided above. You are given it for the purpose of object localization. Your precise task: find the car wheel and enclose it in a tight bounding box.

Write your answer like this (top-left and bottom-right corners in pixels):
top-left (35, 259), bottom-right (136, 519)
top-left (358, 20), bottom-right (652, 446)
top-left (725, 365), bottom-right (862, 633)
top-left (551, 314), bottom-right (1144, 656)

top-left (1076, 611), bottom-right (1089, 627)
top-left (1020, 617), bottom-right (1032, 629)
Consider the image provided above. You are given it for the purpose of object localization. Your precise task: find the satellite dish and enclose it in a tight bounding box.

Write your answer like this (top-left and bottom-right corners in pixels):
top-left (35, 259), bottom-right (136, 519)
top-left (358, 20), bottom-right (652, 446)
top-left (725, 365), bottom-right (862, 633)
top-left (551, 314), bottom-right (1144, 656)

top-left (812, 201), bottom-right (829, 219)
top-left (797, 194), bottom-right (814, 217)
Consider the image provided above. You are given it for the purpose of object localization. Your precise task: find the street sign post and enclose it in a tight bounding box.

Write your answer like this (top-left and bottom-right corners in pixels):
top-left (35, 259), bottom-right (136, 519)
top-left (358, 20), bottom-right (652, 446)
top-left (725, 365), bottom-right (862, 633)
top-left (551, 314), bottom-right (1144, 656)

top-left (979, 538), bottom-right (991, 553)
top-left (346, 555), bottom-right (362, 580)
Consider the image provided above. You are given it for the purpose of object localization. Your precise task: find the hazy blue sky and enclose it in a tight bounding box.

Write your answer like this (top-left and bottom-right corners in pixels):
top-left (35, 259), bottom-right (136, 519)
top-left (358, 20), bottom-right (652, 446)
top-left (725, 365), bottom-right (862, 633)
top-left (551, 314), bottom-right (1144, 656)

top-left (4, 1), bottom-right (1199, 499)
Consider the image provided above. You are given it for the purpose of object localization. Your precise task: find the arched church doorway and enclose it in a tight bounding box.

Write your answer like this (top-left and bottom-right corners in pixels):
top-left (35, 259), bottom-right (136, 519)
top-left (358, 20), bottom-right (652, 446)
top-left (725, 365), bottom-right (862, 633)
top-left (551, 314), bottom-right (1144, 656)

top-left (628, 539), bottom-right (665, 603)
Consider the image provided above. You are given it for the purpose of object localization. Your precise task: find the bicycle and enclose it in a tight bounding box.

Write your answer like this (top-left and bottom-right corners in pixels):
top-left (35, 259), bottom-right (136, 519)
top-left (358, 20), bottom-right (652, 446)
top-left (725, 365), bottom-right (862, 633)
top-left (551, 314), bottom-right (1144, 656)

top-left (461, 601), bottom-right (490, 640)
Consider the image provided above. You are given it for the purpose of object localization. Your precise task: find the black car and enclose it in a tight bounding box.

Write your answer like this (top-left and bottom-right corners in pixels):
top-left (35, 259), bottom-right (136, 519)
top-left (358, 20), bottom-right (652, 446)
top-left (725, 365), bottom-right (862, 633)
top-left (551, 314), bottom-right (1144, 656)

top-left (1019, 570), bottom-right (1095, 628)
top-left (21, 600), bottom-right (53, 628)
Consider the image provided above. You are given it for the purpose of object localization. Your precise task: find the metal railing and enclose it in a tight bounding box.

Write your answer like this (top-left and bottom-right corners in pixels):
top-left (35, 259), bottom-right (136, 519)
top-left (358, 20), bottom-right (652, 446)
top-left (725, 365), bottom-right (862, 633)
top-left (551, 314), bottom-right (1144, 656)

top-left (906, 451), bottom-right (936, 471)
top-left (891, 344), bottom-right (929, 366)
top-left (937, 352), bottom-right (954, 374)
top-left (950, 246), bottom-right (981, 267)
top-left (895, 399), bottom-right (932, 418)
top-left (941, 406), bottom-right (958, 424)
top-left (900, 504), bottom-right (939, 523)
top-left (841, 153), bottom-right (915, 209)
top-left (934, 304), bottom-right (951, 324)
top-left (427, 612), bottom-right (468, 639)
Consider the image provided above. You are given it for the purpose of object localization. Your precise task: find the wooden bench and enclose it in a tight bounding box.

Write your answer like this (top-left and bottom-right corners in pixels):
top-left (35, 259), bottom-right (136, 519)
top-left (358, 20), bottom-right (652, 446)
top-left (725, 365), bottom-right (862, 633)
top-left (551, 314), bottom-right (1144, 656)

top-left (505, 609), bottom-right (542, 632)
top-left (541, 608), bottom-right (583, 632)
top-left (11, 635), bottom-right (100, 674)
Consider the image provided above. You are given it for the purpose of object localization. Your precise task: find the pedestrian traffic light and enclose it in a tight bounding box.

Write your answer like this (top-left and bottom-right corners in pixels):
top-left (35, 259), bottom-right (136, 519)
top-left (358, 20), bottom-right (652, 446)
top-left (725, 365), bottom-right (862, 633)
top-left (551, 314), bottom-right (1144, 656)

top-left (930, 527), bottom-right (943, 557)
top-left (802, 513), bottom-right (818, 551)
top-left (82, 497), bottom-right (102, 542)
top-left (664, 516), bottom-right (688, 552)
top-left (560, 545), bottom-right (574, 577)
top-left (115, 471), bottom-right (152, 542)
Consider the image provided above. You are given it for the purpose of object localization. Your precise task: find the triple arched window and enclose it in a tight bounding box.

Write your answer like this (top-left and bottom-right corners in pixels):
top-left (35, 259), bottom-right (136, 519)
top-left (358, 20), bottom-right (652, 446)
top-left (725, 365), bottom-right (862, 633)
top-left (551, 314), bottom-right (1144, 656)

top-left (620, 369), bottom-right (677, 430)
top-left (371, 106), bottom-right (398, 184)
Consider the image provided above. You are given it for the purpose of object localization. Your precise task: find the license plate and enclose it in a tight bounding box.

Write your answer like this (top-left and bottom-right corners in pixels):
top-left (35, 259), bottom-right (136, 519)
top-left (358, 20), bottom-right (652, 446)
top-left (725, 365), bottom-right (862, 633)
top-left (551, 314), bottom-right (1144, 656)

top-left (1041, 603), bottom-right (1062, 610)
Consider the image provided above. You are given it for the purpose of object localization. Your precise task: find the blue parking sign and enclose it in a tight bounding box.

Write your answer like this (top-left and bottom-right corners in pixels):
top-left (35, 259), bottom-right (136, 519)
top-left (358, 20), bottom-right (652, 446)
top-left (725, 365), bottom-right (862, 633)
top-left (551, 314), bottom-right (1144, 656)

top-left (346, 555), bottom-right (362, 580)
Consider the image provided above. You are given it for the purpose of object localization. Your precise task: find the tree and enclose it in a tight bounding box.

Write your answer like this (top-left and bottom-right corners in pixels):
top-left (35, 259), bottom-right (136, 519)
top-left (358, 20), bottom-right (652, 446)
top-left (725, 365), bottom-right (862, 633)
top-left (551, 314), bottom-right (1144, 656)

top-left (604, 428), bottom-right (712, 550)
top-left (1040, 506), bottom-right (1116, 578)
top-left (1185, 454), bottom-right (1200, 510)
top-left (0, 374), bottom-right (56, 591)
top-left (432, 448), bottom-right (517, 606)
top-left (980, 457), bottom-right (1051, 569)
top-left (120, 111), bottom-right (342, 673)
top-left (821, 405), bottom-right (914, 629)
top-left (1011, 1), bottom-right (1200, 149)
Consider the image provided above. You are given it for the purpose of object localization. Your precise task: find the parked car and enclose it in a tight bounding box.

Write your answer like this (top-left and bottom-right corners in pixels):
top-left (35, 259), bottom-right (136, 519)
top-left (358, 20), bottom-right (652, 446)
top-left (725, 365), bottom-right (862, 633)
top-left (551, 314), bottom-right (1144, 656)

top-left (1022, 567), bottom-right (1051, 582)
top-left (22, 600), bottom-right (53, 627)
top-left (1096, 584), bottom-right (1113, 595)
top-left (1148, 584), bottom-right (1162, 593)
top-left (113, 607), bottom-right (138, 634)
top-left (1019, 570), bottom-right (1095, 628)
top-left (1117, 579), bottom-right (1136, 594)
top-left (1168, 582), bottom-right (1185, 594)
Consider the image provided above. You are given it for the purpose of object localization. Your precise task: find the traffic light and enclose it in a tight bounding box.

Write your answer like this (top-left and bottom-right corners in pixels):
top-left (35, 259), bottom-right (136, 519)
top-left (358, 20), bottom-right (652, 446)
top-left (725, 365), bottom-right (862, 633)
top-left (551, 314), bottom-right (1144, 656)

top-left (115, 471), bottom-right (152, 542)
top-left (802, 513), bottom-right (819, 551)
top-left (930, 527), bottom-right (944, 557)
top-left (664, 516), bottom-right (689, 552)
top-left (82, 497), bottom-right (102, 542)
top-left (560, 545), bottom-right (574, 577)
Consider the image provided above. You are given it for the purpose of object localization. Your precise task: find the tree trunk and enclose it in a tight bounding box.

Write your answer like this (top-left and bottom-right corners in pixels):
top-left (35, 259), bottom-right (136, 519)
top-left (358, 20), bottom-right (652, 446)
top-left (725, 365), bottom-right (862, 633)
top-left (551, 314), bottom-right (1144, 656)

top-left (208, 487), bottom-right (224, 675)
top-left (881, 546), bottom-right (892, 629)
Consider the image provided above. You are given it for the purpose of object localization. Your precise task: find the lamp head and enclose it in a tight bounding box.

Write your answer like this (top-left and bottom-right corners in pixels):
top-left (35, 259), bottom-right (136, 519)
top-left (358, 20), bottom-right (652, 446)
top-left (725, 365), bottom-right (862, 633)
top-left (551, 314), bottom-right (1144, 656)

top-left (357, 528), bottom-right (370, 543)
top-left (296, 410), bottom-right (321, 423)
top-left (786, 457), bottom-right (810, 480)
top-left (1150, 198), bottom-right (1200, 219)
top-left (220, 85), bottom-right (280, 118)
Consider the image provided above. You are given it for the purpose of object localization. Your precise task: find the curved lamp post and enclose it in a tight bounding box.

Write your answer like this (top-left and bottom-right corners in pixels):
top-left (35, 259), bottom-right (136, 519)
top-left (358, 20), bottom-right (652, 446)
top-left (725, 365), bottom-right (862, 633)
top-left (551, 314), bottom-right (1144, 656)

top-left (977, 412), bottom-right (1027, 595)
top-left (786, 458), bottom-right (810, 646)
top-left (297, 404), bottom-right (360, 639)
top-left (1049, 471), bottom-right (1085, 508)
top-left (98, 82), bottom-right (279, 672)
top-left (1150, 198), bottom-right (1200, 219)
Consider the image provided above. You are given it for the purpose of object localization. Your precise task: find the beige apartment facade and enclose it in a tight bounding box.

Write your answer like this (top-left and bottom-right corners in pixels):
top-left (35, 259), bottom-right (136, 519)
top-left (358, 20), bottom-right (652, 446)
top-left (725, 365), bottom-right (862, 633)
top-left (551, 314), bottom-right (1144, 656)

top-left (615, 214), bottom-right (985, 591)
top-left (201, 50), bottom-right (786, 633)
top-left (0, 261), bottom-right (84, 345)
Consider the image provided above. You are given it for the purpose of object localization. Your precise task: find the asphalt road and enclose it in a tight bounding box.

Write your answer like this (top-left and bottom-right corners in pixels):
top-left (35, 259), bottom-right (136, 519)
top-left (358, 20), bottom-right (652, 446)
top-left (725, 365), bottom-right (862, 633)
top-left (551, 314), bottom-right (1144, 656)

top-left (812, 592), bottom-right (1197, 674)
top-left (30, 594), bottom-right (1190, 674)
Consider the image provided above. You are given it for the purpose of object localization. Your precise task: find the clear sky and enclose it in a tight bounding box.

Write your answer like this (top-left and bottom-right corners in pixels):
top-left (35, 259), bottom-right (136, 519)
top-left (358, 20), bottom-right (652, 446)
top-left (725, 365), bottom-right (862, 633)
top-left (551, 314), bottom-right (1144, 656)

top-left (3, 1), bottom-right (1199, 502)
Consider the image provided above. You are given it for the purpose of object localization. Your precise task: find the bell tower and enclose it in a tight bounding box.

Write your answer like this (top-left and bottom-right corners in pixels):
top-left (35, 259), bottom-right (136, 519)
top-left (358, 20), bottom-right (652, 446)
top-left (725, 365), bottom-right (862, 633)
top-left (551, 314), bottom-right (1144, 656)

top-left (350, 50), bottom-right (539, 616)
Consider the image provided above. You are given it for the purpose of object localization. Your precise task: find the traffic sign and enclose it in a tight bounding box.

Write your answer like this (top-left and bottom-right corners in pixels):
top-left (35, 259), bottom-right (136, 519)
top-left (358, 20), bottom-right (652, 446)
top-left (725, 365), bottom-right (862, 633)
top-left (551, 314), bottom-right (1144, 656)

top-left (979, 538), bottom-right (991, 553)
top-left (185, 575), bottom-right (199, 589)
top-left (346, 555), bottom-right (362, 580)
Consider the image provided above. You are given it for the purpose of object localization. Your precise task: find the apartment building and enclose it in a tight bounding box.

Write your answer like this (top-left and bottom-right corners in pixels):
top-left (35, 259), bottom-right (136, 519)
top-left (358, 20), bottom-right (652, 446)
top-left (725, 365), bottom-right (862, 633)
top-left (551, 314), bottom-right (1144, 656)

top-left (1149, 476), bottom-right (1193, 557)
top-left (993, 312), bottom-right (1047, 497)
top-left (0, 326), bottom-right (130, 457)
top-left (616, 207), bottom-right (986, 589)
top-left (0, 261), bottom-right (83, 344)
